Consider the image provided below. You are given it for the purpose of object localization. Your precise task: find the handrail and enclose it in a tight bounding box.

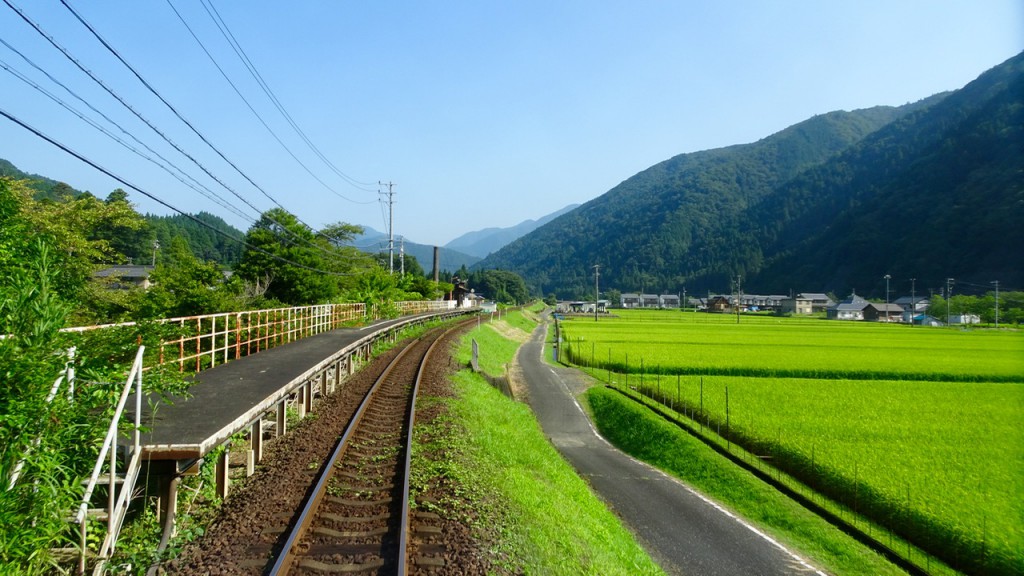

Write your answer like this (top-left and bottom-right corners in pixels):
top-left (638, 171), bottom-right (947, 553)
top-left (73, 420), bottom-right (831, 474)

top-left (77, 345), bottom-right (144, 524)
top-left (73, 345), bottom-right (144, 574)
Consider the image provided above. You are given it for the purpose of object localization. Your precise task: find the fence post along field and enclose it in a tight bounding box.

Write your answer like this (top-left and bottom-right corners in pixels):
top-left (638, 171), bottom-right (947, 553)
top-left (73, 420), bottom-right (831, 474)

top-left (559, 310), bottom-right (1024, 576)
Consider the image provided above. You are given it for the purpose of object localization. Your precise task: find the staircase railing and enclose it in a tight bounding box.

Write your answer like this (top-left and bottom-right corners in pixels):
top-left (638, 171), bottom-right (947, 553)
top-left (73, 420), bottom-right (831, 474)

top-left (74, 345), bottom-right (145, 574)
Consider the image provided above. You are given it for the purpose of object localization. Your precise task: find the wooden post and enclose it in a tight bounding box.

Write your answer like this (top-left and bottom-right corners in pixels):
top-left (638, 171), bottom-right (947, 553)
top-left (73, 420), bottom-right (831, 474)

top-left (277, 400), bottom-right (287, 437)
top-left (216, 448), bottom-right (230, 499)
top-left (251, 418), bottom-right (263, 465)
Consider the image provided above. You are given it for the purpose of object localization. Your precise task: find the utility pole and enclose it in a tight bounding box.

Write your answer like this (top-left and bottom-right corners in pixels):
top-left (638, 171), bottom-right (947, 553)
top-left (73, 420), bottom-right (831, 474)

top-left (884, 274), bottom-right (891, 321)
top-left (682, 286), bottom-right (687, 312)
top-left (380, 181), bottom-right (396, 274)
top-left (400, 237), bottom-right (405, 276)
top-left (152, 240), bottom-right (160, 266)
top-left (735, 275), bottom-right (742, 324)
top-left (910, 278), bottom-right (916, 327)
top-left (592, 264), bottom-right (600, 321)
top-left (992, 280), bottom-right (1000, 328)
top-left (946, 278), bottom-right (954, 325)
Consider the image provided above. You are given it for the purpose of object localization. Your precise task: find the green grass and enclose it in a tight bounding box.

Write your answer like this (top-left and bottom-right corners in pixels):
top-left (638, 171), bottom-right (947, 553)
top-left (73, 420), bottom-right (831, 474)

top-left (561, 309), bottom-right (1024, 575)
top-left (563, 310), bottom-right (1024, 382)
top-left (584, 386), bottom-right (909, 576)
top-left (440, 311), bottom-right (665, 575)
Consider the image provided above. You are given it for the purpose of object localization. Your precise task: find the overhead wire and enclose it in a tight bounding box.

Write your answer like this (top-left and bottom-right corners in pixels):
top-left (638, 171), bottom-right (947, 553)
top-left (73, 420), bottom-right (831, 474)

top-left (198, 0), bottom-right (379, 193)
top-left (5, 0), bottom-right (358, 261)
top-left (164, 0), bottom-right (377, 204)
top-left (0, 107), bottom-right (358, 277)
top-left (54, 0), bottom-right (365, 252)
top-left (0, 53), bottom-right (252, 221)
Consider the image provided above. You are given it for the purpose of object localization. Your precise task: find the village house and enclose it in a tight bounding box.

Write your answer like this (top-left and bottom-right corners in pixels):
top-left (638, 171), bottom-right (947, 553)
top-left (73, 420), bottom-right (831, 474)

top-left (93, 265), bottom-right (155, 290)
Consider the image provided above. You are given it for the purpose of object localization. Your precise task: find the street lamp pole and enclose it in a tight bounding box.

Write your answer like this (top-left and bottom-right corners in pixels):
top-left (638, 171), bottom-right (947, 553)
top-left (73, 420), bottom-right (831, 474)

top-left (946, 278), bottom-right (954, 325)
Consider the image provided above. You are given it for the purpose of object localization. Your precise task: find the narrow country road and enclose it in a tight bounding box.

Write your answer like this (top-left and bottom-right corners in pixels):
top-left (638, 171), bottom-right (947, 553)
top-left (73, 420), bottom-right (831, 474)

top-left (517, 312), bottom-right (825, 576)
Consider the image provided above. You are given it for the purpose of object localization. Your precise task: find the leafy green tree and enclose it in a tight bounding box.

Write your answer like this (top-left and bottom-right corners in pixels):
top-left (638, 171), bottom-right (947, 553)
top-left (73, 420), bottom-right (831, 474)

top-left (137, 237), bottom-right (237, 318)
top-left (468, 269), bottom-right (531, 304)
top-left (236, 210), bottom-right (373, 306)
top-left (2, 178), bottom-right (147, 304)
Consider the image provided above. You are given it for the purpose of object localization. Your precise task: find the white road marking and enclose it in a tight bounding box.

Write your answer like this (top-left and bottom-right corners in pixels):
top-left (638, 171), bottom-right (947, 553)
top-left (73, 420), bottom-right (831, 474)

top-left (539, 339), bottom-right (828, 576)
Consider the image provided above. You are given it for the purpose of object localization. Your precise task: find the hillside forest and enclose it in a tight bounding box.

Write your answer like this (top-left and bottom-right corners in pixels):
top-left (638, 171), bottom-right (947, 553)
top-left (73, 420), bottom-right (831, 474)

top-left (478, 53), bottom-right (1024, 308)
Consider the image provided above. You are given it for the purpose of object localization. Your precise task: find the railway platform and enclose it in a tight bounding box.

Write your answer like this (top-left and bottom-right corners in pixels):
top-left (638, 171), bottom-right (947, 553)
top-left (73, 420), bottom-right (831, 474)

top-left (132, 309), bottom-right (471, 539)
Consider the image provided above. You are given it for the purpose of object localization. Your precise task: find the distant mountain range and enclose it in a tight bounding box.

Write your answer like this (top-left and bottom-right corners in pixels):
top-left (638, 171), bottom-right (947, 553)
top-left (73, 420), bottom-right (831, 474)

top-left (444, 204), bottom-right (579, 258)
top-left (477, 52), bottom-right (1024, 300)
top-left (352, 205), bottom-right (579, 273)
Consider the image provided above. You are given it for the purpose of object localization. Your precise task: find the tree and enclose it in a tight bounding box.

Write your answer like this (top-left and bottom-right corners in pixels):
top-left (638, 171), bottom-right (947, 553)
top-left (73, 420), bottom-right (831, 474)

top-left (0, 178), bottom-right (146, 307)
top-left (137, 237), bottom-right (237, 318)
top-left (236, 210), bottom-right (374, 306)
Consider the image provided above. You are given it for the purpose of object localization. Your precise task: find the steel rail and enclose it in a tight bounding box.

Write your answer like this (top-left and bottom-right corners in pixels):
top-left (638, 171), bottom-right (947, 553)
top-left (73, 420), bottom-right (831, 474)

top-left (268, 336), bottom-right (423, 575)
top-left (396, 325), bottom-right (449, 575)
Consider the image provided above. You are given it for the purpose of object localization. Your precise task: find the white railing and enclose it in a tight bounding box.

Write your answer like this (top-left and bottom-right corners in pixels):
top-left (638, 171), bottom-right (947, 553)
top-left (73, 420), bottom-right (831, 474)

top-left (75, 345), bottom-right (145, 574)
top-left (58, 300), bottom-right (466, 375)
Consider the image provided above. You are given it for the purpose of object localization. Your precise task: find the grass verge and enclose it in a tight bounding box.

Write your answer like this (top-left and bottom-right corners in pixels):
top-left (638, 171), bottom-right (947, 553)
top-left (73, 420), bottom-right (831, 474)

top-left (583, 385), bottom-right (914, 576)
top-left (442, 314), bottom-right (665, 575)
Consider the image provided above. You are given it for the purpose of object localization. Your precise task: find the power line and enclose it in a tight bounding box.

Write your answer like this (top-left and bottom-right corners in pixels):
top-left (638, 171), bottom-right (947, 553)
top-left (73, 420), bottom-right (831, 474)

top-left (197, 0), bottom-right (378, 193)
top-left (0, 48), bottom-right (252, 222)
top-left (164, 0), bottom-right (377, 204)
top-left (0, 106), bottom-right (358, 278)
top-left (5, 0), bottom-right (353, 262)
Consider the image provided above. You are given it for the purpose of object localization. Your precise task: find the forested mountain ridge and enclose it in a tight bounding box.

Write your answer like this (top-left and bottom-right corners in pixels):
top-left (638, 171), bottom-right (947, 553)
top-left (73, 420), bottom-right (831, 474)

top-left (478, 53), bottom-right (1023, 299)
top-left (479, 102), bottom-right (927, 296)
top-left (0, 157), bottom-right (86, 200)
top-left (749, 52), bottom-right (1024, 294)
top-left (145, 212), bottom-right (245, 266)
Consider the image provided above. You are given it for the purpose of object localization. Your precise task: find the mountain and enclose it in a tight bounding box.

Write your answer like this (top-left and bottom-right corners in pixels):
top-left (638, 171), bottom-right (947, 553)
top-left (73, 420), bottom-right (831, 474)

top-left (447, 204), bottom-right (580, 258)
top-left (749, 53), bottom-right (1024, 295)
top-left (477, 53), bottom-right (1023, 300)
top-left (352, 227), bottom-right (481, 273)
top-left (0, 158), bottom-right (86, 200)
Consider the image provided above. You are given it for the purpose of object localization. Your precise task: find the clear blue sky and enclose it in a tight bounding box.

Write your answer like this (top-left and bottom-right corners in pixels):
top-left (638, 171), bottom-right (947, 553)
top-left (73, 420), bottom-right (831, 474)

top-left (1, 1), bottom-right (1021, 247)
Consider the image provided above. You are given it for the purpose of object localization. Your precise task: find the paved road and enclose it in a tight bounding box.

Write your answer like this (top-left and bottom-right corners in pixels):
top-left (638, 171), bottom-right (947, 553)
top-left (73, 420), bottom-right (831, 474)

top-left (517, 313), bottom-right (825, 576)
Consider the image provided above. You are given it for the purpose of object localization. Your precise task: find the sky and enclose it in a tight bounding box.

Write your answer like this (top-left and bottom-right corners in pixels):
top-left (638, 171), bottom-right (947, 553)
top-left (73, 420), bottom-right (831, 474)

top-left (1, 1), bottom-right (1021, 248)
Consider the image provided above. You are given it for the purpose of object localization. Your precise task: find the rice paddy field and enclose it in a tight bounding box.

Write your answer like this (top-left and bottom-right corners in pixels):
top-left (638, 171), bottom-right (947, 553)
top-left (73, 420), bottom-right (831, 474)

top-left (559, 310), bottom-right (1024, 576)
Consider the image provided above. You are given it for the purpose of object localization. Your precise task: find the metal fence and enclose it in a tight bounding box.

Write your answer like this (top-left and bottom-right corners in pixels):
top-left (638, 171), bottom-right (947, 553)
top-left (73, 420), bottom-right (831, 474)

top-left (61, 300), bottom-right (459, 374)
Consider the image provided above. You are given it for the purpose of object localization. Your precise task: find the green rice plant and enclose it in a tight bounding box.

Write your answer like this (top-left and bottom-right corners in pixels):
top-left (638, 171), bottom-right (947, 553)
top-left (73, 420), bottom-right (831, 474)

top-left (562, 310), bottom-right (1024, 382)
top-left (635, 375), bottom-right (1023, 576)
top-left (560, 310), bottom-right (1024, 575)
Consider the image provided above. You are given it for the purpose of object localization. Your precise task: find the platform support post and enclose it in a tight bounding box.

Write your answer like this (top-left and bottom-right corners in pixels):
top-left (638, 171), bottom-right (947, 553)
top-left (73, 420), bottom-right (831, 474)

top-left (277, 401), bottom-right (287, 437)
top-left (303, 381), bottom-right (313, 414)
top-left (216, 449), bottom-right (230, 499)
top-left (347, 355), bottom-right (355, 376)
top-left (297, 386), bottom-right (307, 419)
top-left (251, 418), bottom-right (263, 465)
top-left (320, 370), bottom-right (328, 397)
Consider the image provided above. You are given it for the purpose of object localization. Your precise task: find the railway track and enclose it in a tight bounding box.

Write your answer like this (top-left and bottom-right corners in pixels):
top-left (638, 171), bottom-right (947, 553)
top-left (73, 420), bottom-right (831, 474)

top-left (264, 326), bottom-right (453, 575)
